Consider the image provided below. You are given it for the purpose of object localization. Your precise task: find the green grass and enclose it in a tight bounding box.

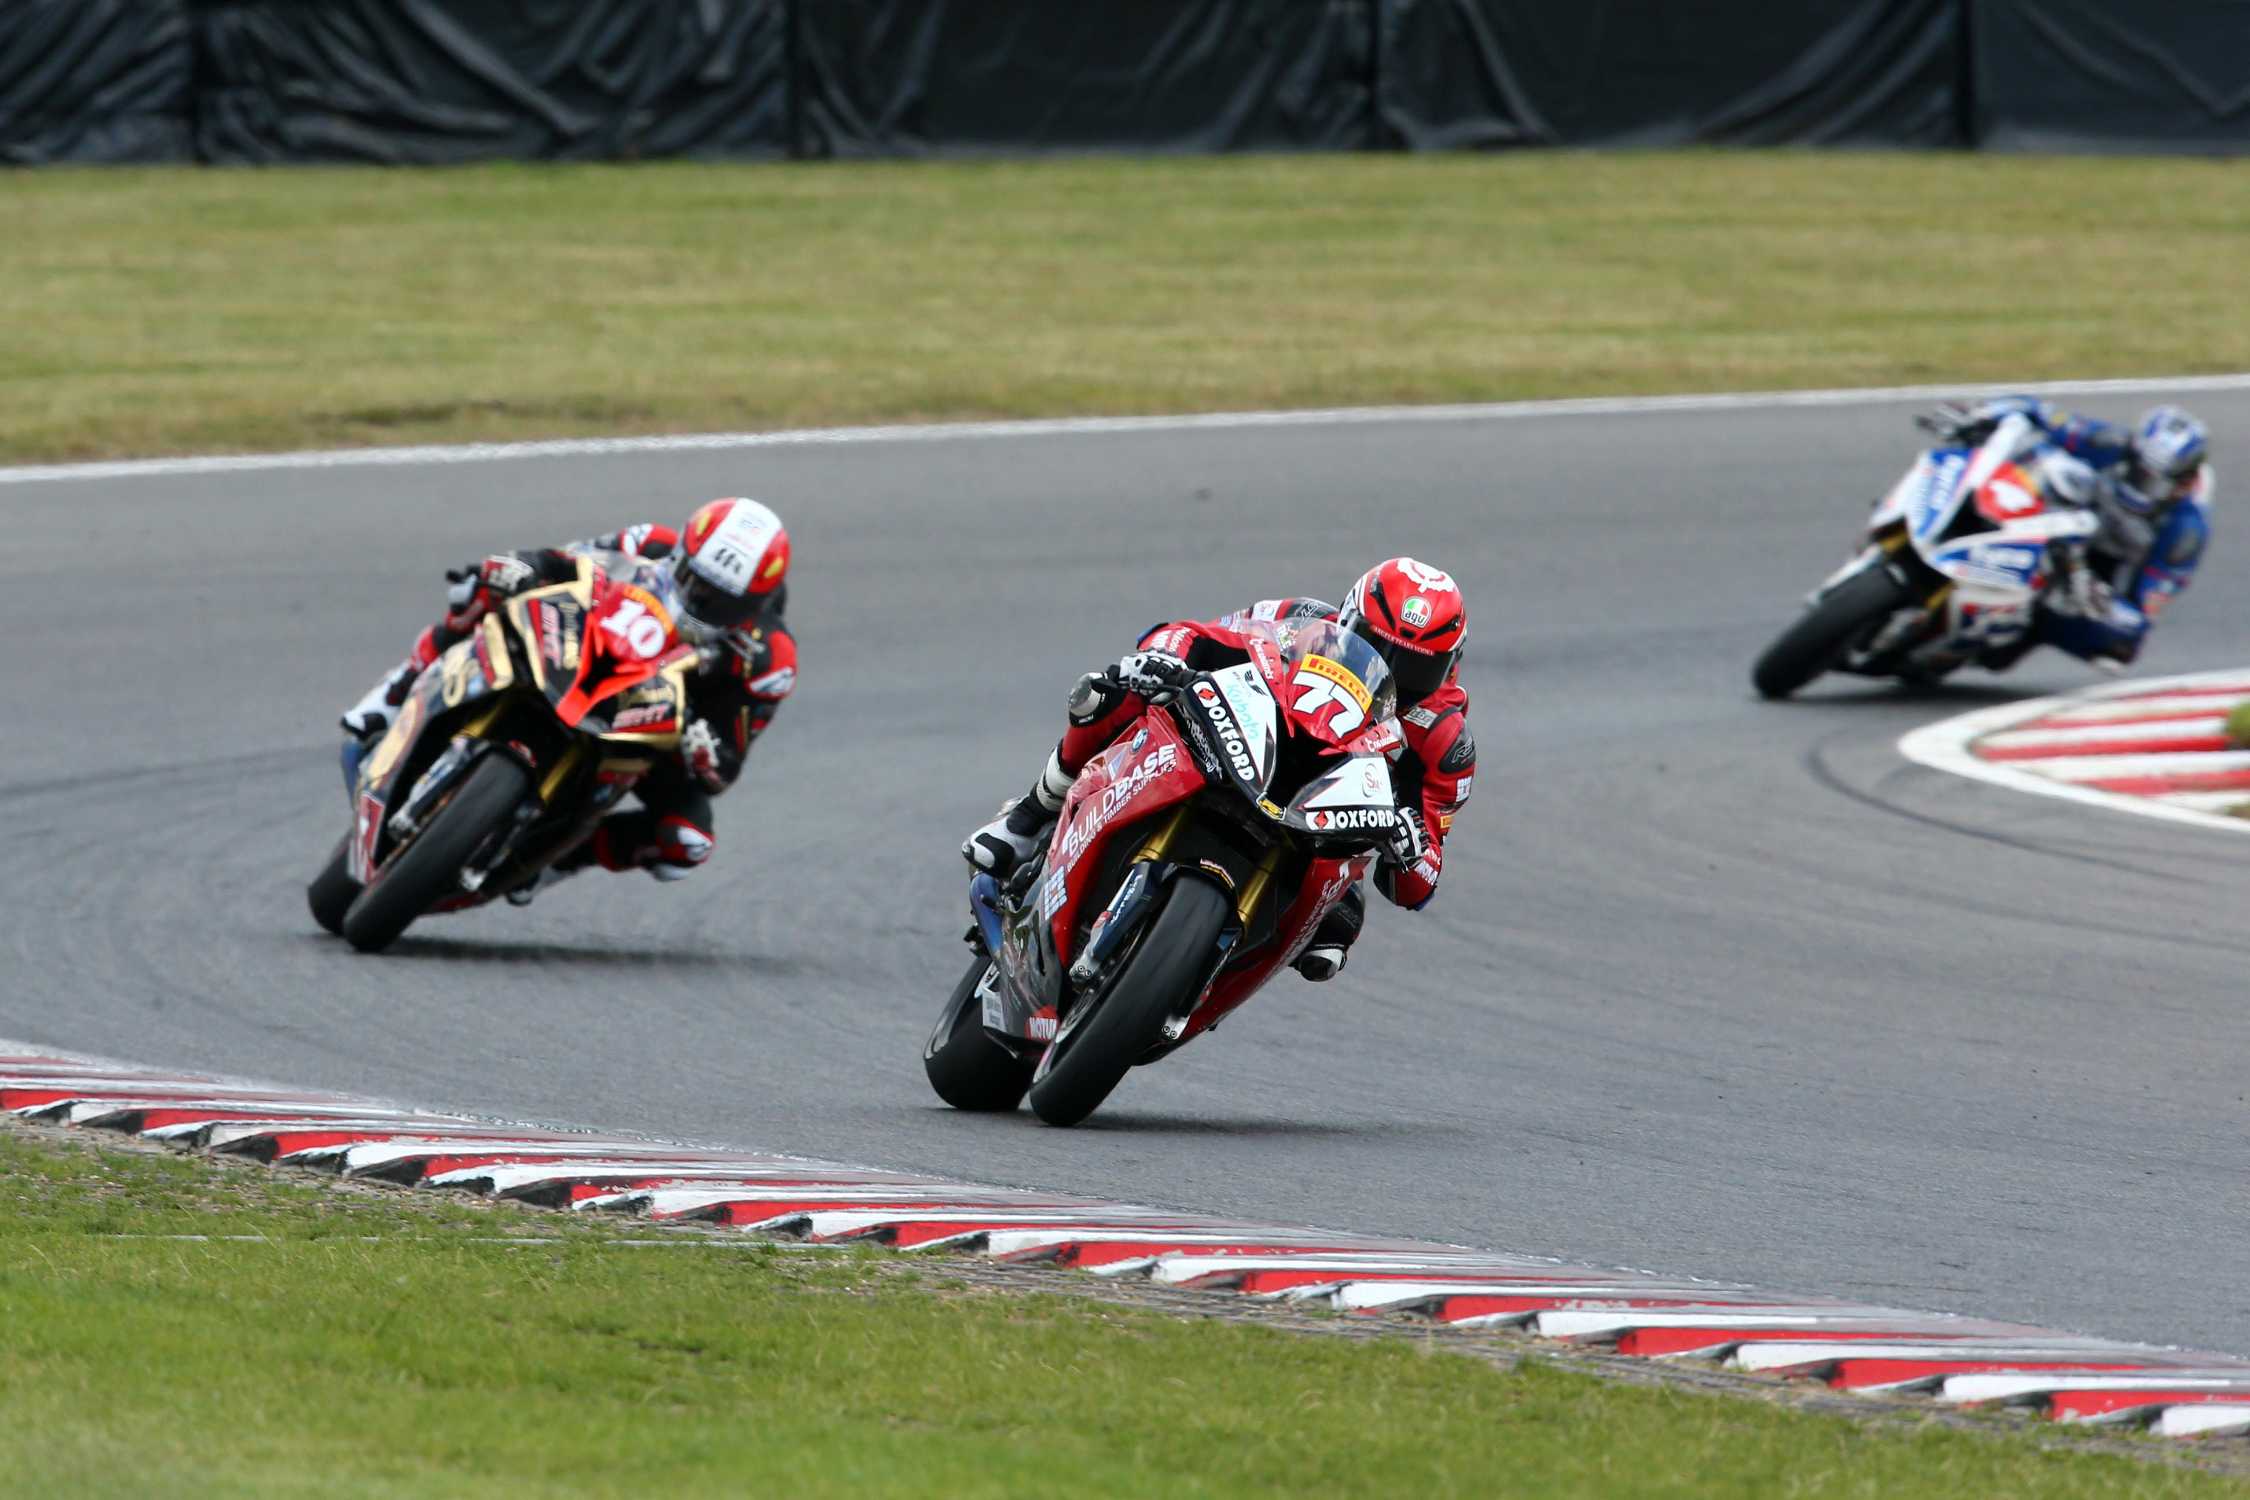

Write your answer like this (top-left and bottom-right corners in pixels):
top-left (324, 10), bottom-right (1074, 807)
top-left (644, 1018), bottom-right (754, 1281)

top-left (0, 1128), bottom-right (2237, 1497)
top-left (6, 153), bottom-right (2247, 463)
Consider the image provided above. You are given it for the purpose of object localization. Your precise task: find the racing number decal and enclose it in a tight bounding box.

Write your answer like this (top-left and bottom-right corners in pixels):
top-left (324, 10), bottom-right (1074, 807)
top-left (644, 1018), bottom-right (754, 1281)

top-left (1985, 479), bottom-right (2041, 516)
top-left (1292, 670), bottom-right (1366, 736)
top-left (1975, 465), bottom-right (2048, 525)
top-left (600, 598), bottom-right (668, 659)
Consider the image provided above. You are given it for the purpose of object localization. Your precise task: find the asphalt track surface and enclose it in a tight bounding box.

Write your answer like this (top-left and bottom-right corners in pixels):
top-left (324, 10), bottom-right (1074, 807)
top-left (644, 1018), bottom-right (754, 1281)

top-left (5, 392), bottom-right (2248, 1355)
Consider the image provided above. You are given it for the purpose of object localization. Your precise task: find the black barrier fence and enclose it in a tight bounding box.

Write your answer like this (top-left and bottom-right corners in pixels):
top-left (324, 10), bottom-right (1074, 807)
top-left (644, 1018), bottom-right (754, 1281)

top-left (4, 0), bottom-right (2246, 167)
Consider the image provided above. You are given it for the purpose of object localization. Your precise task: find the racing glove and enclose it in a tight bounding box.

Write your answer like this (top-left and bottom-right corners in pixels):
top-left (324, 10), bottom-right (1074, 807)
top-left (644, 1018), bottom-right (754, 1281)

top-left (444, 554), bottom-right (537, 629)
top-left (681, 719), bottom-right (727, 793)
top-left (1382, 805), bottom-right (1430, 872)
top-left (1110, 650), bottom-right (1193, 705)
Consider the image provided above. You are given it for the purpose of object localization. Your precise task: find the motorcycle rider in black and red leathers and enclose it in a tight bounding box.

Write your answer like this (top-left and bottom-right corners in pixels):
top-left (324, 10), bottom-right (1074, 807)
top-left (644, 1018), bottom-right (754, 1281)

top-left (965, 557), bottom-right (1474, 980)
top-left (339, 499), bottom-right (797, 891)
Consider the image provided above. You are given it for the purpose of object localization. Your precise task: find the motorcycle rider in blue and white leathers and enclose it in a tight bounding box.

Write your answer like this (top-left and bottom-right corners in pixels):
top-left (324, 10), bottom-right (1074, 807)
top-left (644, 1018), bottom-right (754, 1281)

top-left (1926, 398), bottom-right (2213, 671)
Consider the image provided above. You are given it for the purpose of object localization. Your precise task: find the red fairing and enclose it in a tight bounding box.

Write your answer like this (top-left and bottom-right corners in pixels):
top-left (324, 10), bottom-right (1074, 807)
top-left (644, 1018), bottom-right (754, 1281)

top-left (1043, 714), bottom-right (1206, 960)
top-left (1181, 852), bottom-right (1373, 1040)
top-left (1128, 603), bottom-right (1476, 909)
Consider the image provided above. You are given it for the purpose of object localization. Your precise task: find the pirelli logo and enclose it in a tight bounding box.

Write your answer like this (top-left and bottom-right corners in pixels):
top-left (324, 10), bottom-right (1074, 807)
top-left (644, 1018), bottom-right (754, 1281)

top-left (1296, 654), bottom-right (1372, 714)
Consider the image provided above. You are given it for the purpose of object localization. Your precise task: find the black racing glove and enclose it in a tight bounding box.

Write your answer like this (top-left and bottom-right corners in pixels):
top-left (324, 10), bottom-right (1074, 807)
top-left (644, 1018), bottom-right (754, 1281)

top-left (444, 554), bottom-right (537, 629)
top-left (1383, 806), bottom-right (1430, 872)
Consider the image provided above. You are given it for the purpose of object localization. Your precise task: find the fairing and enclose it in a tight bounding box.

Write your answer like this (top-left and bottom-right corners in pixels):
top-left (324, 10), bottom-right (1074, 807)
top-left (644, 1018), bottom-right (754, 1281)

top-left (1827, 414), bottom-right (2102, 674)
top-left (345, 552), bottom-right (696, 891)
top-left (973, 627), bottom-right (1403, 1064)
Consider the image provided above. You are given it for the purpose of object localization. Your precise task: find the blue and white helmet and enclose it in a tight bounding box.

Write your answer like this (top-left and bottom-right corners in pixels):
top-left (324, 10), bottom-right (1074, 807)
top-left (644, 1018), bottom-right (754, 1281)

top-left (2124, 405), bottom-right (2209, 513)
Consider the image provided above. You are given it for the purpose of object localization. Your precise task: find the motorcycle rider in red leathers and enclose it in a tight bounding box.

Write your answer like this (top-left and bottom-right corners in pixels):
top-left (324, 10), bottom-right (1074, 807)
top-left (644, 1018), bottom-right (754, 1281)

top-left (966, 557), bottom-right (1473, 980)
top-left (339, 499), bottom-right (797, 891)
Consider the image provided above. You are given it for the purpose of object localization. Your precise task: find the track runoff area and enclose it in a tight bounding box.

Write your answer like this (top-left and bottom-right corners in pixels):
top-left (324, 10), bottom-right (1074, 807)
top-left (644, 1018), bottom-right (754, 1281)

top-left (6, 374), bottom-right (2250, 1444)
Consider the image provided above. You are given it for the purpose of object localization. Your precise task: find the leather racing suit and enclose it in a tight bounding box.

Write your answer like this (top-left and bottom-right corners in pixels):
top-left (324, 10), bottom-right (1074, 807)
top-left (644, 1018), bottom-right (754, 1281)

top-left (1056, 597), bottom-right (1473, 968)
top-left (1966, 398), bottom-right (2212, 668)
top-left (373, 524), bottom-right (796, 881)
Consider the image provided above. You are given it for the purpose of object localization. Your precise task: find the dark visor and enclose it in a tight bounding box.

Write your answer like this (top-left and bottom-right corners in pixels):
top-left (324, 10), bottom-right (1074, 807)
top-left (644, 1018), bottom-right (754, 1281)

top-left (677, 570), bottom-right (764, 633)
top-left (1348, 618), bottom-right (1451, 702)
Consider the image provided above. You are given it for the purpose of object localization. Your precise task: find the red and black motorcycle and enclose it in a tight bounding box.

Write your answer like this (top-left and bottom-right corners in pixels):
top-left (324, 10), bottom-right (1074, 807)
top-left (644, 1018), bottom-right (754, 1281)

top-left (308, 552), bottom-right (705, 953)
top-left (926, 619), bottom-right (1405, 1126)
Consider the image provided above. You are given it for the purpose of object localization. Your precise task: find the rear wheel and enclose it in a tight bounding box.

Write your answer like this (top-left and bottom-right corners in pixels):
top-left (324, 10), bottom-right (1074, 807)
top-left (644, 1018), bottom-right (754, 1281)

top-left (306, 836), bottom-right (359, 936)
top-left (1027, 875), bottom-right (1230, 1128)
top-left (923, 955), bottom-right (1036, 1112)
top-left (341, 755), bottom-right (530, 954)
top-left (1751, 564), bottom-right (1914, 700)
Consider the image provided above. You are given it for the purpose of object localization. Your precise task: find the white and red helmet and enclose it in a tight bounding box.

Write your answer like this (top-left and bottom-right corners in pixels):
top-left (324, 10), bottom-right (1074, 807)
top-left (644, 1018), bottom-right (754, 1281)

top-left (673, 498), bottom-right (789, 641)
top-left (1338, 557), bottom-right (1465, 702)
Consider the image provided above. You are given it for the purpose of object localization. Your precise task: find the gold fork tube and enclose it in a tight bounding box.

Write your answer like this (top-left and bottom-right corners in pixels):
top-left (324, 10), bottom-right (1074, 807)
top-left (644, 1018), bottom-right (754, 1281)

top-left (538, 742), bottom-right (587, 805)
top-left (1132, 804), bottom-right (1193, 866)
top-left (1232, 845), bottom-right (1283, 929)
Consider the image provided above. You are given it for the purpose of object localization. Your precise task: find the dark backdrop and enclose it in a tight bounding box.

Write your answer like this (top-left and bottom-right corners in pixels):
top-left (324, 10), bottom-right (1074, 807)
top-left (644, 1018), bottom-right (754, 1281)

top-left (3, 0), bottom-right (2243, 165)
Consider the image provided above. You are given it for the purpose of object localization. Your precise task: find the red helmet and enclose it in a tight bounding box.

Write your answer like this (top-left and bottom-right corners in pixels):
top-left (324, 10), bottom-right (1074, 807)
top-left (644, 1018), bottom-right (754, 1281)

top-left (673, 498), bottom-right (789, 641)
top-left (1338, 557), bottom-right (1464, 702)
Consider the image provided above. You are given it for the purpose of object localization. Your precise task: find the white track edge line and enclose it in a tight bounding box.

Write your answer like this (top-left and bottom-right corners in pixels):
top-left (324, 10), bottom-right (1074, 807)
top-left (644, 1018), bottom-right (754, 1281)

top-left (1897, 669), bottom-right (2250, 836)
top-left (7, 371), bottom-right (2250, 487)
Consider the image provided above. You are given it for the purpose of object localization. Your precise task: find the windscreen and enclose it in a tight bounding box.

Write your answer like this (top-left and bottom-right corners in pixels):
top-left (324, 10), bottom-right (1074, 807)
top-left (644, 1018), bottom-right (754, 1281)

top-left (1272, 619), bottom-right (1397, 744)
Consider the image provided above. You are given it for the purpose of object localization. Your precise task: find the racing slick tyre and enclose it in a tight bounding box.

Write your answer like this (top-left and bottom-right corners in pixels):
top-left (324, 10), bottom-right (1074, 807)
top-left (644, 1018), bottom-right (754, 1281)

top-left (307, 836), bottom-right (360, 937)
top-left (1752, 564), bottom-right (1913, 700)
top-left (341, 755), bottom-right (530, 954)
top-left (1027, 874), bottom-right (1230, 1128)
top-left (924, 956), bottom-right (1037, 1112)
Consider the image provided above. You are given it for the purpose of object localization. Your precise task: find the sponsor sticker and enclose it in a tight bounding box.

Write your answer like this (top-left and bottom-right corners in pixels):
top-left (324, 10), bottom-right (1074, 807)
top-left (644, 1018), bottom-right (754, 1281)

top-left (1200, 690), bottom-right (1259, 784)
top-left (1401, 595), bottom-right (1431, 628)
top-left (1056, 743), bottom-right (1180, 879)
top-left (1296, 653), bottom-right (1373, 714)
top-left (1309, 806), bottom-right (1393, 832)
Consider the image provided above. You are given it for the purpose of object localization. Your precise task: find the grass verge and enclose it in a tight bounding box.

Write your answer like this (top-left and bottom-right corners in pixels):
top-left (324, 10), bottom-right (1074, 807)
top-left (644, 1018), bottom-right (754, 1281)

top-left (7, 153), bottom-right (2247, 463)
top-left (0, 1124), bottom-right (2238, 1497)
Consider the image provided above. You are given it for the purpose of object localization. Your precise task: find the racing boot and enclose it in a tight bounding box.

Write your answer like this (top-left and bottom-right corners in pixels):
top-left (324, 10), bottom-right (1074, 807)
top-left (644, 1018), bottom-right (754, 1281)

top-left (1292, 883), bottom-right (1365, 982)
top-left (963, 749), bottom-right (1074, 878)
top-left (340, 657), bottom-right (421, 741)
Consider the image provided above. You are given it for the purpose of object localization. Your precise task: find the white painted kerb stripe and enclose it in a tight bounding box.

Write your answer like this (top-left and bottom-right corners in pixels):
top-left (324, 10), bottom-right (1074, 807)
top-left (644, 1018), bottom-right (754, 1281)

top-left (1898, 669), bottom-right (2250, 836)
top-left (1973, 717), bottom-right (2230, 752)
top-left (6, 371), bottom-right (2249, 487)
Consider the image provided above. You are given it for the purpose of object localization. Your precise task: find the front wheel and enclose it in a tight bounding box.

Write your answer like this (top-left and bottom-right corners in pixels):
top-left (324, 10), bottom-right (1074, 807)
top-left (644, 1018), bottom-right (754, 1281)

top-left (340, 754), bottom-right (530, 954)
top-left (924, 956), bottom-right (1036, 1112)
top-left (307, 835), bottom-right (359, 936)
top-left (1027, 875), bottom-right (1231, 1128)
top-left (1751, 564), bottom-right (1914, 700)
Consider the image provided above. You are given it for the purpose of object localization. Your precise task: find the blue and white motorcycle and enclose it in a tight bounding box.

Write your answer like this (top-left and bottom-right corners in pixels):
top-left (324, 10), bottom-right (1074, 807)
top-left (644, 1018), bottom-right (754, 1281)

top-left (1753, 413), bottom-right (2102, 699)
